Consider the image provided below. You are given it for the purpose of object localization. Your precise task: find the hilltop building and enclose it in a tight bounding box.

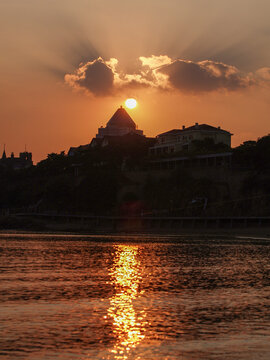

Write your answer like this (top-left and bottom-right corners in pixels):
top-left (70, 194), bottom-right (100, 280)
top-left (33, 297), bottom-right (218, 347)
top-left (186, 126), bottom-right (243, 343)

top-left (95, 106), bottom-right (144, 139)
top-left (68, 106), bottom-right (145, 155)
top-left (149, 123), bottom-right (232, 156)
top-left (0, 149), bottom-right (33, 170)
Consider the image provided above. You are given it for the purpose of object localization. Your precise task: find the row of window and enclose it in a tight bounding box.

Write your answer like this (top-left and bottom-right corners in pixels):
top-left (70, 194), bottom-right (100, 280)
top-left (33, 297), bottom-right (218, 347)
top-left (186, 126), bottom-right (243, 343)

top-left (159, 134), bottom-right (194, 143)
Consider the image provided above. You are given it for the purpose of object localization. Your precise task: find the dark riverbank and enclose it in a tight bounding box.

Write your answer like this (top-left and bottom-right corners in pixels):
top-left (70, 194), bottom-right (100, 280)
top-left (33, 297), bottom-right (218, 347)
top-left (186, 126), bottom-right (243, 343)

top-left (1, 214), bottom-right (270, 240)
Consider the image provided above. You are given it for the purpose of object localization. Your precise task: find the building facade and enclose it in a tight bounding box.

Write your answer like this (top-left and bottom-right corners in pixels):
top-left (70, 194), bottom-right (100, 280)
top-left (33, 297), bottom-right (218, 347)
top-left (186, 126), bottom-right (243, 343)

top-left (149, 123), bottom-right (232, 156)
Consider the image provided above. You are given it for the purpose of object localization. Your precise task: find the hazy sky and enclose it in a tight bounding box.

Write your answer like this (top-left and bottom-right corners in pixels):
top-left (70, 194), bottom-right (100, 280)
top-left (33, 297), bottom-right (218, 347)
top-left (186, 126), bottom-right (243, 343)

top-left (0, 0), bottom-right (270, 161)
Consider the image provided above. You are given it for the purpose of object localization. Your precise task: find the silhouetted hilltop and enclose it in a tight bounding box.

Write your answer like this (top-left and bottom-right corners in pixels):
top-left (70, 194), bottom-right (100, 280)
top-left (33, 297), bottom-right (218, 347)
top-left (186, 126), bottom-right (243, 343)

top-left (0, 133), bottom-right (269, 218)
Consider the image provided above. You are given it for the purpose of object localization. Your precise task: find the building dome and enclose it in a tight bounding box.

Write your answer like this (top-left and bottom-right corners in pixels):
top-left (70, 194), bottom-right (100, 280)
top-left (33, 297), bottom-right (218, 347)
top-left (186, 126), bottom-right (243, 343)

top-left (106, 106), bottom-right (136, 129)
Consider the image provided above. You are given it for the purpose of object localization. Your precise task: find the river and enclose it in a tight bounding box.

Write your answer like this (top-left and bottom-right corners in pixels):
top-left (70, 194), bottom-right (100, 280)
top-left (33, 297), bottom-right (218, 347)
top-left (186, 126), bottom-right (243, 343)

top-left (0, 234), bottom-right (270, 359)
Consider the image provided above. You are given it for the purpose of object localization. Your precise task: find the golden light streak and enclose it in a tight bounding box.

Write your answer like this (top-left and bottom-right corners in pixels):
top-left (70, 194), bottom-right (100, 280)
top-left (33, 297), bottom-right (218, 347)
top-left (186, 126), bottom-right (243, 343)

top-left (107, 245), bottom-right (146, 359)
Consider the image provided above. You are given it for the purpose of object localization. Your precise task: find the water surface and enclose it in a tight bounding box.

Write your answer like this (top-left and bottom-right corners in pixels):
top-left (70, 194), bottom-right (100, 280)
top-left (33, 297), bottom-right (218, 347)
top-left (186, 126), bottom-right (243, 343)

top-left (0, 234), bottom-right (270, 359)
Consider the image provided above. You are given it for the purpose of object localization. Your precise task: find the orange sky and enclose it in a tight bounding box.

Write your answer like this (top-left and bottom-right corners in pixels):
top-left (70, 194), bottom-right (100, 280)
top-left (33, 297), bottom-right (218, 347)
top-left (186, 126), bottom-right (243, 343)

top-left (0, 0), bottom-right (270, 162)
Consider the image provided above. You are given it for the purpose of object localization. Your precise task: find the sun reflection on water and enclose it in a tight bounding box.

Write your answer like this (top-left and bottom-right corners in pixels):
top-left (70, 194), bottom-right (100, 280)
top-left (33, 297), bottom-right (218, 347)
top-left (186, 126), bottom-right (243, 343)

top-left (107, 245), bottom-right (146, 359)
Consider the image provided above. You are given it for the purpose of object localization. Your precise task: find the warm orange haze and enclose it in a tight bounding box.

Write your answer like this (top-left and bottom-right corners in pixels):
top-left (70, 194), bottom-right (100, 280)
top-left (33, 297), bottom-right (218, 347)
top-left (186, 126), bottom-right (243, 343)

top-left (1, 2), bottom-right (270, 358)
top-left (0, 0), bottom-right (270, 162)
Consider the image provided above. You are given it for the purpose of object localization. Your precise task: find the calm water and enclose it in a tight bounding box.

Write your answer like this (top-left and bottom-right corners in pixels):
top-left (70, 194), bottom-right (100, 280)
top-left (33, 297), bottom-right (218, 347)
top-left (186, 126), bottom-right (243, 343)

top-left (0, 234), bottom-right (270, 360)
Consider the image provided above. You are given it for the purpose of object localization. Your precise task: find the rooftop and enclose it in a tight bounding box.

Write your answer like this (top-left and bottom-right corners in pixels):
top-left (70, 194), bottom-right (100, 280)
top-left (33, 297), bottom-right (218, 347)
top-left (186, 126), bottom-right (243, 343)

top-left (106, 106), bottom-right (136, 129)
top-left (158, 123), bottom-right (232, 137)
top-left (184, 124), bottom-right (231, 133)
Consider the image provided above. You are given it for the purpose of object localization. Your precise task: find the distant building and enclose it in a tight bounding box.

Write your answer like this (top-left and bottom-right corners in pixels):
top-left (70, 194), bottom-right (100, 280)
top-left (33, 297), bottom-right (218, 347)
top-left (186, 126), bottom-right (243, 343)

top-left (0, 149), bottom-right (33, 170)
top-left (95, 106), bottom-right (144, 139)
top-left (149, 123), bottom-right (232, 156)
top-left (68, 107), bottom-right (145, 155)
top-left (68, 144), bottom-right (90, 157)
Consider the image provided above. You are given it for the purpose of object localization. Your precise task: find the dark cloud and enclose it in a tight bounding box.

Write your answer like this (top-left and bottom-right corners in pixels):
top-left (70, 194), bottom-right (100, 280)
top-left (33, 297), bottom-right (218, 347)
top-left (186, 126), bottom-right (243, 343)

top-left (65, 57), bottom-right (152, 96)
top-left (158, 59), bottom-right (251, 93)
top-left (65, 58), bottom-right (115, 96)
top-left (65, 56), bottom-right (257, 96)
top-left (77, 60), bottom-right (114, 96)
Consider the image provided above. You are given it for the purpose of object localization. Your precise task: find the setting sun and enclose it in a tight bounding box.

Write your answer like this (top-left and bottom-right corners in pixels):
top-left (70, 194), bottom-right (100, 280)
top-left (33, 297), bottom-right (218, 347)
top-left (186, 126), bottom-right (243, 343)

top-left (125, 98), bottom-right (137, 109)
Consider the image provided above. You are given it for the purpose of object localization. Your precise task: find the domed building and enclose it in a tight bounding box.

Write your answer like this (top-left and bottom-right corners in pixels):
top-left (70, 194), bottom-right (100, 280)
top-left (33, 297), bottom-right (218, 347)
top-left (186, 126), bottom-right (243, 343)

top-left (68, 106), bottom-right (148, 156)
top-left (96, 106), bottom-right (144, 138)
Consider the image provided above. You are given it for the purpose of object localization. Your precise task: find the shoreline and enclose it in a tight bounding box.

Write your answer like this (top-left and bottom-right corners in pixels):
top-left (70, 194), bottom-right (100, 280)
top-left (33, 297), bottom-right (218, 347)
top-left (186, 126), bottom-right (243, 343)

top-left (0, 228), bottom-right (270, 242)
top-left (0, 214), bottom-right (270, 238)
top-left (0, 214), bottom-right (269, 241)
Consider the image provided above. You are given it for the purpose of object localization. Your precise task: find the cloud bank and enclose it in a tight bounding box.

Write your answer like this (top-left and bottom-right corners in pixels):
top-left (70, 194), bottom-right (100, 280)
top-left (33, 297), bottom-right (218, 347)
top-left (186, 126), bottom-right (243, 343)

top-left (65, 55), bottom-right (268, 96)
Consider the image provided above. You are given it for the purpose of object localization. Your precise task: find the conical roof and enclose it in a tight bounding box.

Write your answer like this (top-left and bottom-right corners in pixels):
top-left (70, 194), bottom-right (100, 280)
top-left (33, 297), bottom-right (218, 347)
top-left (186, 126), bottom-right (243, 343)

top-left (107, 106), bottom-right (136, 129)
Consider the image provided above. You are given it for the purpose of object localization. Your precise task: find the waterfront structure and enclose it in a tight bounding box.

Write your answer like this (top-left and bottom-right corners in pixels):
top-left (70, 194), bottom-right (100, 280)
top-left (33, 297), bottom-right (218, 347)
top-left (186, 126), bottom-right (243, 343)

top-left (0, 149), bottom-right (33, 170)
top-left (149, 123), bottom-right (232, 156)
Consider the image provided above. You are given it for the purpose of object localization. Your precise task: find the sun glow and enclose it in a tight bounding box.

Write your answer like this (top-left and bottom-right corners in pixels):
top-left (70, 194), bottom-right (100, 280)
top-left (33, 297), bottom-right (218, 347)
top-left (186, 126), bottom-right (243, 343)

top-left (125, 98), bottom-right (137, 109)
